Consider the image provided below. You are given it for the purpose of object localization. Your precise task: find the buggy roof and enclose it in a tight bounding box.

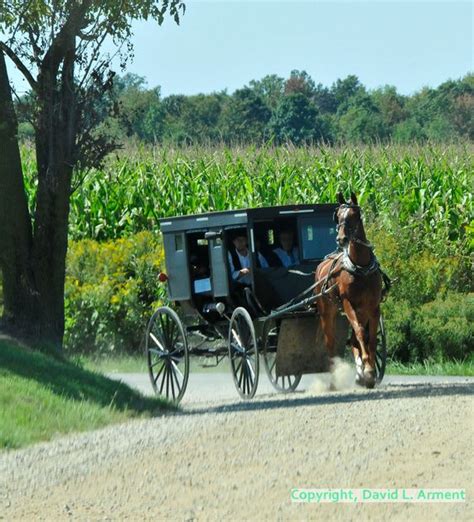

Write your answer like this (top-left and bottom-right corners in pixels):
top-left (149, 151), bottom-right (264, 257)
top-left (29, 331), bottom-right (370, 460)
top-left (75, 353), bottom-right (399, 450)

top-left (158, 203), bottom-right (337, 233)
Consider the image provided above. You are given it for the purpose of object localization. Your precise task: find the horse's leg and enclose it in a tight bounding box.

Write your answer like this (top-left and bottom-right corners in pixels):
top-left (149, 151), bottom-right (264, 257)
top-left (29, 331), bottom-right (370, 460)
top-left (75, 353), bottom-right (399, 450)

top-left (318, 298), bottom-right (337, 359)
top-left (366, 306), bottom-right (381, 385)
top-left (341, 300), bottom-right (375, 387)
top-left (317, 296), bottom-right (338, 373)
top-left (349, 329), bottom-right (364, 386)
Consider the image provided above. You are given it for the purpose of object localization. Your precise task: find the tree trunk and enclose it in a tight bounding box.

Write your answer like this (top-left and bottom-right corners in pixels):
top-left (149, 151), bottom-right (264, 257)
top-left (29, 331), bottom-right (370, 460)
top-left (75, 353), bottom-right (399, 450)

top-left (0, 50), bottom-right (38, 338)
top-left (0, 42), bottom-right (76, 352)
top-left (28, 33), bottom-right (76, 351)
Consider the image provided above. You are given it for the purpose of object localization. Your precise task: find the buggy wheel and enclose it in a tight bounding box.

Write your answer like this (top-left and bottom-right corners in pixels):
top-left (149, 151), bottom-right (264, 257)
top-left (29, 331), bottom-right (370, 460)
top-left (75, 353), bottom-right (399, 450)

top-left (375, 315), bottom-right (387, 384)
top-left (228, 307), bottom-right (259, 399)
top-left (145, 306), bottom-right (189, 403)
top-left (262, 319), bottom-right (302, 392)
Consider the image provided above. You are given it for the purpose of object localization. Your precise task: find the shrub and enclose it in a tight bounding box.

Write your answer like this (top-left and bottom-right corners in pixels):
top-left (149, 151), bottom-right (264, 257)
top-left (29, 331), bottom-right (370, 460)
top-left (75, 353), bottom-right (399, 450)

top-left (384, 292), bottom-right (474, 363)
top-left (64, 231), bottom-right (167, 355)
top-left (367, 223), bottom-right (472, 306)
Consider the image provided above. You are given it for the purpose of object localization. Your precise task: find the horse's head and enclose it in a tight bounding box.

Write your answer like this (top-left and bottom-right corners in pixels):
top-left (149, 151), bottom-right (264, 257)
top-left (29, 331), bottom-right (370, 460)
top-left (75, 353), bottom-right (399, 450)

top-left (334, 192), bottom-right (363, 248)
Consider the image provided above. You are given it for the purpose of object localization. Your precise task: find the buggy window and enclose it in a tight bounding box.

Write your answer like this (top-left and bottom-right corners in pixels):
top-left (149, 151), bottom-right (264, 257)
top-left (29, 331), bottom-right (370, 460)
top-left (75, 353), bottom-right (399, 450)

top-left (187, 232), bottom-right (212, 294)
top-left (299, 215), bottom-right (337, 260)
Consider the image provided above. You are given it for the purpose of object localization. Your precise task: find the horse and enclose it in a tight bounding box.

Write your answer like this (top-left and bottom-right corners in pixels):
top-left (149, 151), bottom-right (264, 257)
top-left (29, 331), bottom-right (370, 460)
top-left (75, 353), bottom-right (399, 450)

top-left (315, 191), bottom-right (383, 388)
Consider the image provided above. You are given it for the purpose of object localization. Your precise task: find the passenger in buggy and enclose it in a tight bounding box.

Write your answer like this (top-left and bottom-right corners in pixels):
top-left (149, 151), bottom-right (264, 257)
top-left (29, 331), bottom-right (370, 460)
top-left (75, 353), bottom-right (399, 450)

top-left (273, 228), bottom-right (300, 267)
top-left (227, 231), bottom-right (270, 286)
top-left (228, 230), bottom-right (273, 314)
top-left (255, 235), bottom-right (281, 268)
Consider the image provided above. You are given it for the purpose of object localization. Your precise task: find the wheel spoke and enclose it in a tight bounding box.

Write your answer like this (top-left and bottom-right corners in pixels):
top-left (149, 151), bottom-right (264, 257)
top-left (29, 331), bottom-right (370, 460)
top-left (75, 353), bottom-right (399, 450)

top-left (246, 357), bottom-right (256, 381)
top-left (153, 360), bottom-right (166, 385)
top-left (158, 314), bottom-right (167, 346)
top-left (270, 357), bottom-right (277, 375)
top-left (168, 320), bottom-right (177, 349)
top-left (243, 362), bottom-right (250, 394)
top-left (247, 361), bottom-right (254, 388)
top-left (170, 359), bottom-right (184, 381)
top-left (169, 364), bottom-right (176, 400)
top-left (238, 362), bottom-right (245, 389)
top-left (234, 358), bottom-right (243, 375)
top-left (159, 365), bottom-right (167, 394)
top-left (170, 363), bottom-right (182, 394)
top-left (163, 314), bottom-right (173, 348)
top-left (169, 327), bottom-right (180, 351)
top-left (154, 317), bottom-right (168, 341)
top-left (151, 358), bottom-right (164, 369)
top-left (149, 331), bottom-right (166, 352)
top-left (232, 329), bottom-right (244, 349)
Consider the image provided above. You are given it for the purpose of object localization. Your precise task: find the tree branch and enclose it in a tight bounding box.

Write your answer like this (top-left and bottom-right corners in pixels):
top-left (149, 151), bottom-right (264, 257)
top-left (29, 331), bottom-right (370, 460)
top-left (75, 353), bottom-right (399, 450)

top-left (40, 0), bottom-right (93, 80)
top-left (27, 26), bottom-right (43, 65)
top-left (0, 42), bottom-right (38, 91)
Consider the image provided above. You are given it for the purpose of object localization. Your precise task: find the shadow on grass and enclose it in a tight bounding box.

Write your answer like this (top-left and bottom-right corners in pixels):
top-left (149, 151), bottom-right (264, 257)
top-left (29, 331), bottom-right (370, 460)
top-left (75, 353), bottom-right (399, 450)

top-left (0, 341), bottom-right (173, 415)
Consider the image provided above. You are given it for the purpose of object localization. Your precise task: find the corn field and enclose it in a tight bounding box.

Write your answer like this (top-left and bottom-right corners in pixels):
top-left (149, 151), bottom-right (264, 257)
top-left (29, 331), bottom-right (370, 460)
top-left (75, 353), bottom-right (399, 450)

top-left (21, 143), bottom-right (473, 255)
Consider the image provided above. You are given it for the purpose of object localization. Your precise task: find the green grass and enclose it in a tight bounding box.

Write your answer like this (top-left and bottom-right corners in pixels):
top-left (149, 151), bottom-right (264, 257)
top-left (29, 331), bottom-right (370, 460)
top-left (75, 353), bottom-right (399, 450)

top-left (386, 358), bottom-right (474, 376)
top-left (79, 354), bottom-right (474, 377)
top-left (78, 354), bottom-right (230, 374)
top-left (0, 338), bottom-right (174, 450)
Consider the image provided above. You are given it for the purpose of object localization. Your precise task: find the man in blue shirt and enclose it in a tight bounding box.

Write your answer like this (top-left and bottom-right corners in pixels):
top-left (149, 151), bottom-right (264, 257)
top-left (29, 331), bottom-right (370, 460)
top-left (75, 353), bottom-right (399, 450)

top-left (273, 229), bottom-right (300, 267)
top-left (228, 232), bottom-right (269, 286)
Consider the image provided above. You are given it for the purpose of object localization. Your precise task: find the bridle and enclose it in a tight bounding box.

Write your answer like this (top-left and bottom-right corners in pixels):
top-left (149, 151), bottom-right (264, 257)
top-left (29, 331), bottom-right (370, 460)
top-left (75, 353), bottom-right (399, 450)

top-left (333, 203), bottom-right (373, 249)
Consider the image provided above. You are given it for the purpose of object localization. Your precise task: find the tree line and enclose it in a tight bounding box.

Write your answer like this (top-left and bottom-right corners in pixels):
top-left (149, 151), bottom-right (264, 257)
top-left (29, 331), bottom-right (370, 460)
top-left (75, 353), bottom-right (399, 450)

top-left (18, 70), bottom-right (472, 145)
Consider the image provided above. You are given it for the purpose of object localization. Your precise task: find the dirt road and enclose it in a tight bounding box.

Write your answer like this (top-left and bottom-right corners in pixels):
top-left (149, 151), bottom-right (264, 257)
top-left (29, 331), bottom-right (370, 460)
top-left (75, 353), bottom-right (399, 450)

top-left (1, 374), bottom-right (473, 521)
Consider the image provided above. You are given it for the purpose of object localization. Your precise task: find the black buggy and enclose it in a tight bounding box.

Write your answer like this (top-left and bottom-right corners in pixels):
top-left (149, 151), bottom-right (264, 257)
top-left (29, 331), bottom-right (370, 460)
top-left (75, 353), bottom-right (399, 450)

top-left (145, 204), bottom-right (387, 402)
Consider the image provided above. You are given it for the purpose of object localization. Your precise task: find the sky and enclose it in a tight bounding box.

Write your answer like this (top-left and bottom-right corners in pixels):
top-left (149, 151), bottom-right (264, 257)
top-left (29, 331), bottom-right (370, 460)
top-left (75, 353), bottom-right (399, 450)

top-left (7, 0), bottom-right (474, 96)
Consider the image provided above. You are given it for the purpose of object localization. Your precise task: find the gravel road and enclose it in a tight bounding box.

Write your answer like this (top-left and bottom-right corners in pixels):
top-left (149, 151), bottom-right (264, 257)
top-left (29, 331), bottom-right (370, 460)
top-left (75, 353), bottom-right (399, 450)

top-left (1, 371), bottom-right (473, 521)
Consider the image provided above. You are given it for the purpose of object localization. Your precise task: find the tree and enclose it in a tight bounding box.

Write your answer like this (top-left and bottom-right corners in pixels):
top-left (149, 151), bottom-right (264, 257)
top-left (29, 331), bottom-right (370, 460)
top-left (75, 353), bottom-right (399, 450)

top-left (393, 118), bottom-right (426, 143)
top-left (0, 1), bottom-right (185, 351)
top-left (268, 92), bottom-right (327, 145)
top-left (331, 75), bottom-right (364, 113)
top-left (313, 83), bottom-right (337, 114)
top-left (336, 90), bottom-right (389, 143)
top-left (249, 74), bottom-right (284, 111)
top-left (159, 93), bottom-right (225, 145)
top-left (112, 74), bottom-right (164, 142)
top-left (220, 87), bottom-right (270, 143)
top-left (372, 85), bottom-right (407, 130)
top-left (284, 70), bottom-right (316, 98)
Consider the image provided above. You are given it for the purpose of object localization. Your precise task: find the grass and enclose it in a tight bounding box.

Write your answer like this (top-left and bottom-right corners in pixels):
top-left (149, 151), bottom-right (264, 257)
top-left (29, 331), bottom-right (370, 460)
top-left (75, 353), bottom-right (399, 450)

top-left (386, 358), bottom-right (474, 377)
top-left (78, 354), bottom-right (230, 374)
top-left (79, 354), bottom-right (474, 377)
top-left (0, 338), bottom-right (174, 450)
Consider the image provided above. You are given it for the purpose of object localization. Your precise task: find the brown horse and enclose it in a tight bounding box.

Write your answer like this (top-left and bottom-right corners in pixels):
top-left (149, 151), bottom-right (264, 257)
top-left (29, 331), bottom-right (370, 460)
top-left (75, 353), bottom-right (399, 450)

top-left (315, 192), bottom-right (383, 388)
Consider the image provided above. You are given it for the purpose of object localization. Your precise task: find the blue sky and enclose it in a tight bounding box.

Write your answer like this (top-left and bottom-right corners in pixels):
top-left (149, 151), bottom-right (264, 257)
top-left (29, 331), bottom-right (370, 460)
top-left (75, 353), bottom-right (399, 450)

top-left (7, 1), bottom-right (473, 96)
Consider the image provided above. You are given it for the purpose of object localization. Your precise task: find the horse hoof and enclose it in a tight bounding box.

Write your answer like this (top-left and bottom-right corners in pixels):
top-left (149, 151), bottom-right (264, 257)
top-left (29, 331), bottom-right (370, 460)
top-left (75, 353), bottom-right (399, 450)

top-left (364, 370), bottom-right (376, 389)
top-left (355, 374), bottom-right (365, 387)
